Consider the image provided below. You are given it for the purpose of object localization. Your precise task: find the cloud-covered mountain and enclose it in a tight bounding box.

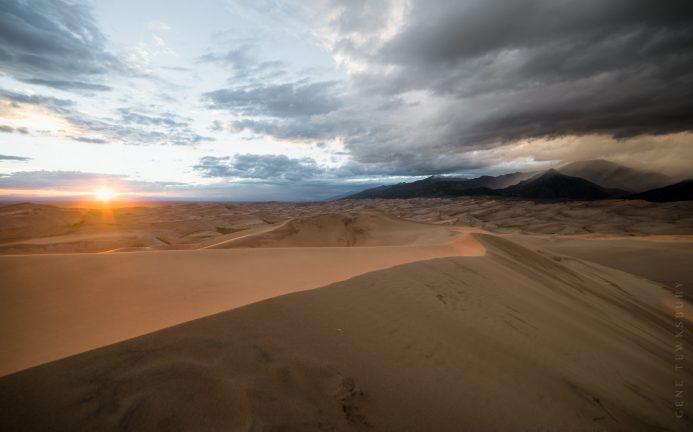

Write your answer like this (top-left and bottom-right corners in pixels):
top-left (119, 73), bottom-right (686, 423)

top-left (343, 160), bottom-right (690, 202)
top-left (344, 172), bottom-right (534, 199)
top-left (556, 160), bottom-right (672, 193)
top-left (501, 170), bottom-right (624, 201)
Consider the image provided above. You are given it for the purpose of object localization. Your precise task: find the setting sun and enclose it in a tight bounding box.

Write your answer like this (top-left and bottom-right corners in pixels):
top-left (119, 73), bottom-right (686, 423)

top-left (94, 187), bottom-right (117, 202)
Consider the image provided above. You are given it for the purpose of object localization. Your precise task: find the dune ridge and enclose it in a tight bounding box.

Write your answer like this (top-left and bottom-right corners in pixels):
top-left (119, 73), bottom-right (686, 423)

top-left (1, 199), bottom-right (691, 254)
top-left (209, 211), bottom-right (459, 248)
top-left (0, 213), bottom-right (478, 376)
top-left (0, 233), bottom-right (690, 431)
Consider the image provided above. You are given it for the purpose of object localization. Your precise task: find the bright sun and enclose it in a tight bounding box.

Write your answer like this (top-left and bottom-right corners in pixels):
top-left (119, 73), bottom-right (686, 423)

top-left (94, 187), bottom-right (117, 202)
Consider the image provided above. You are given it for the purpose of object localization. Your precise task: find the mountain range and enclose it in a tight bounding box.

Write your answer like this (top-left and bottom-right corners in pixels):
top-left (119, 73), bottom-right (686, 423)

top-left (342, 160), bottom-right (692, 202)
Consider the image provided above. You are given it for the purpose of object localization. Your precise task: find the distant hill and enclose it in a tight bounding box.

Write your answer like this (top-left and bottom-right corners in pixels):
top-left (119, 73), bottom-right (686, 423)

top-left (342, 171), bottom-right (533, 199)
top-left (557, 159), bottom-right (671, 193)
top-left (341, 160), bottom-right (686, 202)
top-left (501, 169), bottom-right (624, 200)
top-left (629, 179), bottom-right (693, 202)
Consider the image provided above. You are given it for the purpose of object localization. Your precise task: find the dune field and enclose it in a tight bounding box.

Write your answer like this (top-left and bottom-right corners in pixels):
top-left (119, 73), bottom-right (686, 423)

top-left (3, 0), bottom-right (693, 430)
top-left (0, 200), bottom-right (691, 431)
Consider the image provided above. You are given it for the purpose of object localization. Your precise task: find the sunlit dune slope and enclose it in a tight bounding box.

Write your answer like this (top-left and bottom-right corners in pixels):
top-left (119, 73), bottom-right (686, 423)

top-left (1, 199), bottom-right (691, 255)
top-left (0, 234), bottom-right (689, 431)
top-left (0, 213), bottom-right (478, 376)
top-left (0, 202), bottom-right (271, 254)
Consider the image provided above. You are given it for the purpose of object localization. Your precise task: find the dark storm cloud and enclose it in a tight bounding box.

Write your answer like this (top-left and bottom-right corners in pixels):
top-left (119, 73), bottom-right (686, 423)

top-left (218, 0), bottom-right (692, 178)
top-left (0, 0), bottom-right (124, 92)
top-left (0, 124), bottom-right (28, 134)
top-left (199, 0), bottom-right (693, 178)
top-left (0, 153), bottom-right (31, 161)
top-left (194, 154), bottom-right (324, 182)
top-left (336, 153), bottom-right (489, 178)
top-left (362, 0), bottom-right (693, 146)
top-left (381, 0), bottom-right (693, 68)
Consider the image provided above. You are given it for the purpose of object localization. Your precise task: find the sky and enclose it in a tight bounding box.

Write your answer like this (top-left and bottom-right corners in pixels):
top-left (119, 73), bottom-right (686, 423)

top-left (0, 0), bottom-right (692, 201)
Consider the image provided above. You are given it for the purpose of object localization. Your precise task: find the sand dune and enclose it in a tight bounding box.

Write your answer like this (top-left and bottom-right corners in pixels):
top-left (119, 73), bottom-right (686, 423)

top-left (511, 234), bottom-right (693, 291)
top-left (1, 203), bottom-right (691, 430)
top-left (1, 233), bottom-right (689, 431)
top-left (211, 211), bottom-right (459, 248)
top-left (0, 222), bottom-right (479, 376)
top-left (1, 199), bottom-right (691, 254)
top-left (0, 202), bottom-right (272, 254)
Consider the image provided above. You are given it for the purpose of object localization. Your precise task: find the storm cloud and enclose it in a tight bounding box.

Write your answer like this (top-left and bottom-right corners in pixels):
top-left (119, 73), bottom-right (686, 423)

top-left (342, 0), bottom-right (693, 156)
top-left (370, 0), bottom-right (693, 142)
top-left (211, 0), bottom-right (693, 176)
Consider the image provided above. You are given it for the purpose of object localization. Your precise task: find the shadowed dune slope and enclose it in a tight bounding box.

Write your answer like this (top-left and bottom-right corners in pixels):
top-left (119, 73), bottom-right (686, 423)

top-left (510, 234), bottom-right (693, 291)
top-left (1, 234), bottom-right (690, 431)
top-left (210, 211), bottom-right (458, 248)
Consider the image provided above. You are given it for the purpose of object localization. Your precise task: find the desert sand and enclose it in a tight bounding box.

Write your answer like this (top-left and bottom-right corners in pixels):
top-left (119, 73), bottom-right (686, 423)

top-left (0, 212), bottom-right (480, 376)
top-left (1, 198), bottom-right (691, 254)
top-left (0, 200), bottom-right (691, 431)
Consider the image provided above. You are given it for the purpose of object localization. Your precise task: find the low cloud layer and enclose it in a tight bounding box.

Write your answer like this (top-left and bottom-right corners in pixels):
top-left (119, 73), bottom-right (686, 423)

top-left (0, 153), bottom-right (31, 161)
top-left (0, 125), bottom-right (28, 134)
top-left (0, 170), bottom-right (186, 193)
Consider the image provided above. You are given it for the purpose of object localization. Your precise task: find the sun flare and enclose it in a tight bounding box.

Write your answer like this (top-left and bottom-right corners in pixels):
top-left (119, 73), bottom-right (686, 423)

top-left (94, 187), bottom-right (117, 202)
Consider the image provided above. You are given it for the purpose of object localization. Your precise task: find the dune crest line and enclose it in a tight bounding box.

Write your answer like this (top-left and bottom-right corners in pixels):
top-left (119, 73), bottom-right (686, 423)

top-left (0, 212), bottom-right (483, 376)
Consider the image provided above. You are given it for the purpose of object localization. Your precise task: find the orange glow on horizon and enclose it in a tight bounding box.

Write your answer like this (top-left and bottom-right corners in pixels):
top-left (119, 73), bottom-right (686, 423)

top-left (0, 188), bottom-right (184, 202)
top-left (94, 187), bottom-right (117, 203)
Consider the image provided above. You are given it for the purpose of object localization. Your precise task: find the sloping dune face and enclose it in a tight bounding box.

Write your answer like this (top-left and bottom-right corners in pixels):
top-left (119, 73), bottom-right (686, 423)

top-left (1, 234), bottom-right (689, 431)
top-left (0, 212), bottom-right (479, 376)
top-left (211, 211), bottom-right (458, 248)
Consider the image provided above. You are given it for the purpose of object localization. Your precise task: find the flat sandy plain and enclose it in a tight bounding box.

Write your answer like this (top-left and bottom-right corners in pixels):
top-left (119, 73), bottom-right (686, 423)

top-left (0, 198), bottom-right (691, 431)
